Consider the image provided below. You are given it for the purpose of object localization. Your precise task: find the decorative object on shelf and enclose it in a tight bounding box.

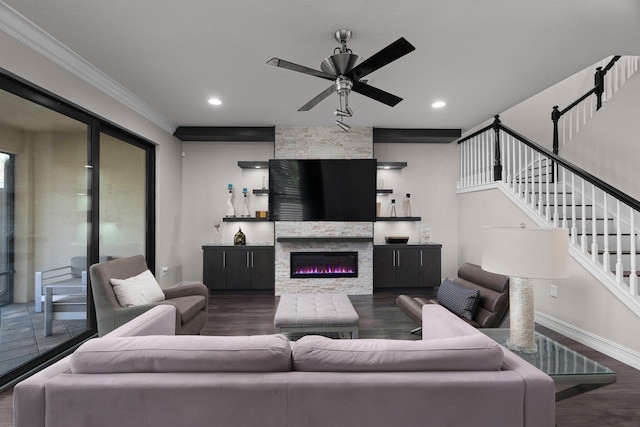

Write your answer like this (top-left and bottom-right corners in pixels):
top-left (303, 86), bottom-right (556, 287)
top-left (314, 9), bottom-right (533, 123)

top-left (376, 202), bottom-right (381, 217)
top-left (481, 224), bottom-right (569, 353)
top-left (234, 227), bottom-right (246, 246)
top-left (225, 184), bottom-right (235, 217)
top-left (384, 236), bottom-right (409, 244)
top-left (389, 199), bottom-right (397, 217)
top-left (255, 210), bottom-right (268, 219)
top-left (403, 193), bottom-right (412, 217)
top-left (377, 178), bottom-right (384, 189)
top-left (241, 187), bottom-right (250, 217)
top-left (420, 222), bottom-right (431, 243)
top-left (262, 176), bottom-right (268, 190)
top-left (214, 221), bottom-right (221, 244)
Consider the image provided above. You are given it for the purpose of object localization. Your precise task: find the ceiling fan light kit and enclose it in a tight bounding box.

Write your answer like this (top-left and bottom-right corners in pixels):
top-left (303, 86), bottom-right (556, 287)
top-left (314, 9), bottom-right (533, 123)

top-left (267, 29), bottom-right (415, 132)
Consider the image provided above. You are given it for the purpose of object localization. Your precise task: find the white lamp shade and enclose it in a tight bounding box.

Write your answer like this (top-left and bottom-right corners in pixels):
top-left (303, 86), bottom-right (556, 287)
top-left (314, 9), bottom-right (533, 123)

top-left (481, 226), bottom-right (570, 279)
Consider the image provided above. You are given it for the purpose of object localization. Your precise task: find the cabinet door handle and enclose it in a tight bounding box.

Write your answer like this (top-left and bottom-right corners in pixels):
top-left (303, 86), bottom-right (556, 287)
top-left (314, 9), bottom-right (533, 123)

top-left (420, 250), bottom-right (423, 267)
top-left (222, 251), bottom-right (226, 268)
top-left (251, 252), bottom-right (254, 268)
top-left (392, 250), bottom-right (396, 267)
top-left (246, 252), bottom-right (250, 268)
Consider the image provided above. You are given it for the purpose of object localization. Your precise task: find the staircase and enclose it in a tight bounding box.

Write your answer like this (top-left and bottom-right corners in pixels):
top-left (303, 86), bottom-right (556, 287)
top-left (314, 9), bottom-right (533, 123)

top-left (458, 119), bottom-right (640, 316)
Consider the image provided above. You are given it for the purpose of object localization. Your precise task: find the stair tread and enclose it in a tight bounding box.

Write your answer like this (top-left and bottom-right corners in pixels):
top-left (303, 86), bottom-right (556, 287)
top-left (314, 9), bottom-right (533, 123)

top-left (590, 250), bottom-right (640, 255)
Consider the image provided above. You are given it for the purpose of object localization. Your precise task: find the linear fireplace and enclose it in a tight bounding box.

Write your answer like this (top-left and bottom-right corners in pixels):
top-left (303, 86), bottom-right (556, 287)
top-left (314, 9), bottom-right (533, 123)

top-left (290, 251), bottom-right (358, 278)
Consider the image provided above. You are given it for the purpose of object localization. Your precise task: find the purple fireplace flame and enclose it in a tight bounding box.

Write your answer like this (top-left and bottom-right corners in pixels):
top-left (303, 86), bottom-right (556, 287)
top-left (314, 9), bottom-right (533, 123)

top-left (290, 251), bottom-right (358, 278)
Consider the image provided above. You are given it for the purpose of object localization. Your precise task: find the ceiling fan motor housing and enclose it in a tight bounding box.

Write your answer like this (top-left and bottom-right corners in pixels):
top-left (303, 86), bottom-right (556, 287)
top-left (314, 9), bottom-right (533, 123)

top-left (321, 53), bottom-right (363, 76)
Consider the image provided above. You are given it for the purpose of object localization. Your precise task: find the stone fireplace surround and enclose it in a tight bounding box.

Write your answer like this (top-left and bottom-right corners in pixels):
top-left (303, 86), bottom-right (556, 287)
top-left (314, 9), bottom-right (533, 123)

top-left (274, 126), bottom-right (374, 295)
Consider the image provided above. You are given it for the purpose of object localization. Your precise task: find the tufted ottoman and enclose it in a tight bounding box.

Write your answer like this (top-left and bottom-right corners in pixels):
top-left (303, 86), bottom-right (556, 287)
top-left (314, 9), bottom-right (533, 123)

top-left (274, 294), bottom-right (359, 339)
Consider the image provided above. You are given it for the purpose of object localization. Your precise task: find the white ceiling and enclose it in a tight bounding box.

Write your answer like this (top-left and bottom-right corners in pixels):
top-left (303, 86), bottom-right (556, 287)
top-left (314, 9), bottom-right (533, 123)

top-left (3, 0), bottom-right (640, 134)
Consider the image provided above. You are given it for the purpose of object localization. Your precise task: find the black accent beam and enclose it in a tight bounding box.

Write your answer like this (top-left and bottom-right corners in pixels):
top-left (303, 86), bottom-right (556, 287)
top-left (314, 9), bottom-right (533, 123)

top-left (173, 126), bottom-right (275, 142)
top-left (373, 128), bottom-right (461, 144)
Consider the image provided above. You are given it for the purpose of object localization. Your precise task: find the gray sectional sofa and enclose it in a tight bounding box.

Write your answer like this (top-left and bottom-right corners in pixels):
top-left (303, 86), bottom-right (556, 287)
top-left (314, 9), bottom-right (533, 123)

top-left (14, 304), bottom-right (554, 427)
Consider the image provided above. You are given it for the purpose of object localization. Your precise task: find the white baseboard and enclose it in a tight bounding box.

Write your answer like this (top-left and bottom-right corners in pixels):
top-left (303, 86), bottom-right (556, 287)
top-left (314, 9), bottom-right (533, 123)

top-left (535, 311), bottom-right (640, 370)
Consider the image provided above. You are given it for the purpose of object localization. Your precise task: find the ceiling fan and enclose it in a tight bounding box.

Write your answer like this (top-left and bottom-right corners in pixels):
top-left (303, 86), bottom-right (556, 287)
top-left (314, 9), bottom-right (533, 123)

top-left (267, 29), bottom-right (415, 131)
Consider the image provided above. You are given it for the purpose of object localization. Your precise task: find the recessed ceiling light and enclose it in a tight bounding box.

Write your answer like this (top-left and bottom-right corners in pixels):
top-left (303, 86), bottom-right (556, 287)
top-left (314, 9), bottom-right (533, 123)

top-left (432, 100), bottom-right (446, 109)
top-left (208, 97), bottom-right (222, 106)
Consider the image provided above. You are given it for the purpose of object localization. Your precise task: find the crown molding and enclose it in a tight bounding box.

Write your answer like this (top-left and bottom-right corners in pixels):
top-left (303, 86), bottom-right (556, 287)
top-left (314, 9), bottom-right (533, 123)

top-left (0, 2), bottom-right (176, 134)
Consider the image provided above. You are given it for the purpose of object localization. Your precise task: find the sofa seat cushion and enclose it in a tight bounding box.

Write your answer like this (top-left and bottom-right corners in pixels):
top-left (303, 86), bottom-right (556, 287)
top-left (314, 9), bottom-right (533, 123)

top-left (70, 334), bottom-right (292, 373)
top-left (163, 295), bottom-right (207, 322)
top-left (292, 334), bottom-right (503, 372)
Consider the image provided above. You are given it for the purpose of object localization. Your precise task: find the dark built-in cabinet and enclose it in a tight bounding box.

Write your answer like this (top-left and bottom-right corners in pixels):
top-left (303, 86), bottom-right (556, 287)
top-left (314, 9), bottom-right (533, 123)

top-left (202, 245), bottom-right (274, 290)
top-left (373, 244), bottom-right (442, 288)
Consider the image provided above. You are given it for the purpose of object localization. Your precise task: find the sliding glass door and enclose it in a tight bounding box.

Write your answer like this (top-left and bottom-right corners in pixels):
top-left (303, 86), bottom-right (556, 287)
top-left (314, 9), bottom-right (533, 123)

top-left (0, 153), bottom-right (14, 307)
top-left (0, 72), bottom-right (155, 388)
top-left (99, 131), bottom-right (148, 260)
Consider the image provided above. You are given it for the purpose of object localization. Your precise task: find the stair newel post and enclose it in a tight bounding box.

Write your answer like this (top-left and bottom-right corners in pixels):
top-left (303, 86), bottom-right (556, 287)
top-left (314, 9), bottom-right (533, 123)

top-left (492, 115), bottom-right (502, 181)
top-left (594, 66), bottom-right (605, 111)
top-left (551, 106), bottom-right (561, 155)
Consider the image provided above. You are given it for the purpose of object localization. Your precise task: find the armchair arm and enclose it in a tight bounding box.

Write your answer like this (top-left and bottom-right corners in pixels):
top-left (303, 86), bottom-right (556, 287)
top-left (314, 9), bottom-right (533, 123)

top-left (162, 283), bottom-right (208, 300)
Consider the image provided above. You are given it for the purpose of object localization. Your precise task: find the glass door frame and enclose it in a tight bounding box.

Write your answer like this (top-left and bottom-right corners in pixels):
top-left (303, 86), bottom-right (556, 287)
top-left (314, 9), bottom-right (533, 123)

top-left (0, 68), bottom-right (156, 390)
top-left (0, 152), bottom-right (15, 306)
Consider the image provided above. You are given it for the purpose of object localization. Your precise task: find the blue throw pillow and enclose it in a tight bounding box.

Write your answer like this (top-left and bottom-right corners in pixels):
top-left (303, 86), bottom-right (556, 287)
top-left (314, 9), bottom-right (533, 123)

top-left (437, 279), bottom-right (480, 320)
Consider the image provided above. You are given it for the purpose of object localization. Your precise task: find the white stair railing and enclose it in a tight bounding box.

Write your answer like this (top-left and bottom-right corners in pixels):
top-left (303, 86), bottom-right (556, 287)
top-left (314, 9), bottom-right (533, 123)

top-left (458, 120), bottom-right (640, 309)
top-left (552, 55), bottom-right (640, 153)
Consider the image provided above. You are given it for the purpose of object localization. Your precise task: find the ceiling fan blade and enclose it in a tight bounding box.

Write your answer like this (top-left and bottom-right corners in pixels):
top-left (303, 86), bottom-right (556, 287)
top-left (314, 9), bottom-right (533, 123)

top-left (345, 37), bottom-right (415, 81)
top-left (351, 80), bottom-right (402, 107)
top-left (298, 85), bottom-right (336, 111)
top-left (267, 58), bottom-right (335, 81)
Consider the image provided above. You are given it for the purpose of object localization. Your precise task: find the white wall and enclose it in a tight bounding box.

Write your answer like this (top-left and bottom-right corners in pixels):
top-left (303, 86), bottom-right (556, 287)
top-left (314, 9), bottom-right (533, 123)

top-left (179, 136), bottom-right (461, 283)
top-left (457, 58), bottom-right (640, 363)
top-left (181, 141), bottom-right (274, 283)
top-left (464, 56), bottom-right (640, 203)
top-left (374, 142), bottom-right (459, 279)
top-left (457, 187), bottom-right (640, 356)
top-left (561, 72), bottom-right (640, 200)
top-left (0, 30), bottom-right (184, 288)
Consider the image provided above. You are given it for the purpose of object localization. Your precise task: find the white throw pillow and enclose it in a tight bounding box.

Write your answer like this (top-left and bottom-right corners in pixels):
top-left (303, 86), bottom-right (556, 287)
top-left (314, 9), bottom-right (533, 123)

top-left (110, 270), bottom-right (165, 307)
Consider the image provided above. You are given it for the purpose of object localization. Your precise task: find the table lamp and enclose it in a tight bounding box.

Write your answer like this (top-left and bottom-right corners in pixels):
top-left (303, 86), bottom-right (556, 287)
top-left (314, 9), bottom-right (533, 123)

top-left (481, 225), bottom-right (569, 352)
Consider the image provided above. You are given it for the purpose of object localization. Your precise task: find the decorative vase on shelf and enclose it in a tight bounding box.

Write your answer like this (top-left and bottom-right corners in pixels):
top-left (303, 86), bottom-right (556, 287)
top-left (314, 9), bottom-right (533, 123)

top-left (420, 222), bottom-right (431, 243)
top-left (214, 221), bottom-right (221, 244)
top-left (390, 199), bottom-right (397, 217)
top-left (234, 227), bottom-right (246, 245)
top-left (241, 188), bottom-right (250, 217)
top-left (403, 193), bottom-right (412, 217)
top-left (225, 184), bottom-right (235, 217)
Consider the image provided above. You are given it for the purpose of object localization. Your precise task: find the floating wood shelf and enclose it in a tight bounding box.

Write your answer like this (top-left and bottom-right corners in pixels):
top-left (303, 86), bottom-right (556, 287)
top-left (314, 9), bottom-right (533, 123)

top-left (375, 217), bottom-right (422, 221)
top-left (377, 162), bottom-right (407, 170)
top-left (223, 217), bottom-right (271, 222)
top-left (237, 161), bottom-right (269, 169)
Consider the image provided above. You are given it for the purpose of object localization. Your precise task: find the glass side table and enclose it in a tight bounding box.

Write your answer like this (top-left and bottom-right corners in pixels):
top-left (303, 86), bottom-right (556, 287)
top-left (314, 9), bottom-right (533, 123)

top-left (480, 328), bottom-right (617, 402)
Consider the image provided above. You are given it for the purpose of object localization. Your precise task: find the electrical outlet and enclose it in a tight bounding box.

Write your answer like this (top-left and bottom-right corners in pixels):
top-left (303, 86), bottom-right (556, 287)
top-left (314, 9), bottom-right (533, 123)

top-left (550, 284), bottom-right (558, 298)
top-left (162, 266), bottom-right (169, 276)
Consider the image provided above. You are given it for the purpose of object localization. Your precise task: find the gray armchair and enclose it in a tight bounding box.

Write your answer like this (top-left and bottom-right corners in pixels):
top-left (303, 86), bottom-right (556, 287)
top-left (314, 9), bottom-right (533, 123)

top-left (89, 255), bottom-right (209, 336)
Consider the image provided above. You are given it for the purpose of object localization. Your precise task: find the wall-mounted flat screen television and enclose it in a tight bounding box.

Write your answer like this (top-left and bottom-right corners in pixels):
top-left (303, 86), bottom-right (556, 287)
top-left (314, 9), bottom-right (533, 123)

top-left (269, 159), bottom-right (376, 221)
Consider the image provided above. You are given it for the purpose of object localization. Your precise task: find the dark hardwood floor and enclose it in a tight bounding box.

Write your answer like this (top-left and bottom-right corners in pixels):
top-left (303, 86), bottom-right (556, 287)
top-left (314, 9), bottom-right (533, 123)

top-left (1, 289), bottom-right (639, 426)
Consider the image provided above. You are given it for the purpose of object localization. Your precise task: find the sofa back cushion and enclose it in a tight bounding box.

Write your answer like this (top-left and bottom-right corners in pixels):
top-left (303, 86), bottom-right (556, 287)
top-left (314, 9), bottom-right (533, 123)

top-left (292, 334), bottom-right (504, 372)
top-left (70, 334), bottom-right (292, 373)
